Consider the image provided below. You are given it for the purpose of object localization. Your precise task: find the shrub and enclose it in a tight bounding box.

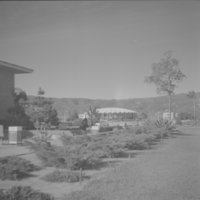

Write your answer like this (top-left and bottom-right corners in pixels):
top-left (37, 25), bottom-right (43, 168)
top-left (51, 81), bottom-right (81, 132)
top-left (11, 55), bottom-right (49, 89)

top-left (41, 170), bottom-right (86, 183)
top-left (26, 139), bottom-right (64, 168)
top-left (0, 156), bottom-right (40, 180)
top-left (71, 118), bottom-right (82, 126)
top-left (27, 122), bottom-right (176, 170)
top-left (62, 190), bottom-right (105, 200)
top-left (154, 118), bottom-right (176, 130)
top-left (21, 130), bottom-right (34, 139)
top-left (71, 129), bottom-right (86, 136)
top-left (0, 186), bottom-right (53, 200)
top-left (124, 133), bottom-right (149, 150)
top-left (27, 136), bottom-right (102, 170)
top-left (99, 126), bottom-right (113, 132)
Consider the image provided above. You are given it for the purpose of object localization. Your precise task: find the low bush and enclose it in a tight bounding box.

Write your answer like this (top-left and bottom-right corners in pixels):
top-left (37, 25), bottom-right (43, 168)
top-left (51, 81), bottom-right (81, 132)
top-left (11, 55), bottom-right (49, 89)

top-left (154, 119), bottom-right (176, 130)
top-left (71, 129), bottom-right (86, 136)
top-left (125, 134), bottom-right (150, 150)
top-left (0, 156), bottom-right (40, 180)
top-left (62, 190), bottom-right (105, 200)
top-left (27, 136), bottom-right (102, 170)
top-left (41, 170), bottom-right (86, 183)
top-left (0, 186), bottom-right (53, 200)
top-left (21, 130), bottom-right (34, 139)
top-left (27, 121), bottom-right (176, 170)
top-left (26, 139), bottom-right (65, 168)
top-left (99, 126), bottom-right (113, 132)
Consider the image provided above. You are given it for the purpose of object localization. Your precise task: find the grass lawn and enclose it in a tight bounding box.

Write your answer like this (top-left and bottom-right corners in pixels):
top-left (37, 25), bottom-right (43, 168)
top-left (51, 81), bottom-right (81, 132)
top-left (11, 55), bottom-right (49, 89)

top-left (0, 141), bottom-right (147, 199)
top-left (0, 143), bottom-right (87, 199)
top-left (0, 126), bottom-right (176, 200)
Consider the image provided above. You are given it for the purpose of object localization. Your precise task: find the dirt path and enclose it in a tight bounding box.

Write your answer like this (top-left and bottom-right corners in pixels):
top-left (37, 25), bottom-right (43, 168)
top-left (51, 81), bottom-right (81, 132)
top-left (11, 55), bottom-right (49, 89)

top-left (83, 127), bottom-right (200, 200)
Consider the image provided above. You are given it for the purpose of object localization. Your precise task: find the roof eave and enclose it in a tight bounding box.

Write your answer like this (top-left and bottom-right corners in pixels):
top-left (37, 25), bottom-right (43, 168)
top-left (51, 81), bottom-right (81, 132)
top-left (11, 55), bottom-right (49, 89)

top-left (0, 60), bottom-right (33, 74)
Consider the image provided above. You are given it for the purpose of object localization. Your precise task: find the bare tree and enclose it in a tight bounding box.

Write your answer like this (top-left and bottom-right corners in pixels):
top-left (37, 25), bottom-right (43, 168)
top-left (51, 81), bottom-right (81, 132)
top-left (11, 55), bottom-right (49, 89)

top-left (145, 51), bottom-right (186, 120)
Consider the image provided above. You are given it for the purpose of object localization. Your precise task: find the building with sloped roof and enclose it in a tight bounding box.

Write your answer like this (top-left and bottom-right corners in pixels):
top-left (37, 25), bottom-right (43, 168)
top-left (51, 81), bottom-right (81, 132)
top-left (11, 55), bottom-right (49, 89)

top-left (0, 60), bottom-right (33, 120)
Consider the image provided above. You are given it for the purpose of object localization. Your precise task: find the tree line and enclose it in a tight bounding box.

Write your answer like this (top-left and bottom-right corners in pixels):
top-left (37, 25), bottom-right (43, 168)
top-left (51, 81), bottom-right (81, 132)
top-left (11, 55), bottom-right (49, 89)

top-left (3, 50), bottom-right (199, 129)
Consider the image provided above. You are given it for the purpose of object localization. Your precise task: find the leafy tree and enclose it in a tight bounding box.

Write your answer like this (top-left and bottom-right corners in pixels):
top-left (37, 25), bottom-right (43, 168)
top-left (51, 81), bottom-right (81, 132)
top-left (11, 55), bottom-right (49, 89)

top-left (139, 112), bottom-right (148, 120)
top-left (13, 88), bottom-right (27, 105)
top-left (80, 118), bottom-right (88, 131)
top-left (26, 88), bottom-right (59, 128)
top-left (5, 89), bottom-right (33, 129)
top-left (67, 110), bottom-right (79, 121)
top-left (186, 91), bottom-right (198, 124)
top-left (145, 51), bottom-right (186, 119)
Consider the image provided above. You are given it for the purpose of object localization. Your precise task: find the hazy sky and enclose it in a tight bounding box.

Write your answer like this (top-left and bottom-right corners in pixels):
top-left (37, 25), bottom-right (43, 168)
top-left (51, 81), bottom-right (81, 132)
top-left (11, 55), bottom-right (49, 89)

top-left (0, 1), bottom-right (200, 99)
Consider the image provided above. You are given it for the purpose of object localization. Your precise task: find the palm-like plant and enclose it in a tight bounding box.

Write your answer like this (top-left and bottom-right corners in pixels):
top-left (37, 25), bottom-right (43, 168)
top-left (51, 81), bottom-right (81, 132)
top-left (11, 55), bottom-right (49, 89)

top-left (87, 106), bottom-right (99, 126)
top-left (186, 91), bottom-right (197, 124)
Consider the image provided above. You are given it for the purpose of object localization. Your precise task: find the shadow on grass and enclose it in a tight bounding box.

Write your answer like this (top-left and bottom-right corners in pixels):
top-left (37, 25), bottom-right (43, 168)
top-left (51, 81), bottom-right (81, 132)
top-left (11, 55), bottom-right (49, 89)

top-left (17, 172), bottom-right (38, 181)
top-left (172, 129), bottom-right (193, 136)
top-left (62, 190), bottom-right (105, 200)
top-left (0, 172), bottom-right (38, 181)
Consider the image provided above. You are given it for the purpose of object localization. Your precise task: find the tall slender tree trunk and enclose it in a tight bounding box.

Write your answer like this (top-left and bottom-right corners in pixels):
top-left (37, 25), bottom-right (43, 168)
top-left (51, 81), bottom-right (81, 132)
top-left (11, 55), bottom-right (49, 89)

top-left (168, 94), bottom-right (172, 120)
top-left (193, 100), bottom-right (196, 125)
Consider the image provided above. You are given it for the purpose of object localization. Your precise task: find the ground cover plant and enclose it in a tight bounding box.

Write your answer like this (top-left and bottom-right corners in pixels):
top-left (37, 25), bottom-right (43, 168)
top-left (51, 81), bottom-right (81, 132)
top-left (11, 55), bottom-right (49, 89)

top-left (62, 190), bottom-right (105, 200)
top-left (26, 136), bottom-right (102, 170)
top-left (0, 156), bottom-right (40, 180)
top-left (27, 119), bottom-right (176, 170)
top-left (0, 186), bottom-right (54, 200)
top-left (41, 169), bottom-right (88, 183)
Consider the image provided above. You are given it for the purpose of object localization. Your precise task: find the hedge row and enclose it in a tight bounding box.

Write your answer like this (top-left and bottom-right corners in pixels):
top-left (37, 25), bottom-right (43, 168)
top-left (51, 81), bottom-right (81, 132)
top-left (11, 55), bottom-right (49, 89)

top-left (27, 119), bottom-right (176, 170)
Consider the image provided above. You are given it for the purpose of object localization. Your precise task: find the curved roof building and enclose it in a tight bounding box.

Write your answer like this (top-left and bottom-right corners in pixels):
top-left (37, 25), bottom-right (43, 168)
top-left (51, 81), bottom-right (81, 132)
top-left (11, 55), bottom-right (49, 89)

top-left (96, 107), bottom-right (137, 121)
top-left (97, 107), bottom-right (137, 114)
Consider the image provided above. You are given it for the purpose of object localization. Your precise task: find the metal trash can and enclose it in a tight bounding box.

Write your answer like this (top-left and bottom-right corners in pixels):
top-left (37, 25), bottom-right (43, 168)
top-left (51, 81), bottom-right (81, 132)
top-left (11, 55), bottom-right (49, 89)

top-left (8, 126), bottom-right (22, 144)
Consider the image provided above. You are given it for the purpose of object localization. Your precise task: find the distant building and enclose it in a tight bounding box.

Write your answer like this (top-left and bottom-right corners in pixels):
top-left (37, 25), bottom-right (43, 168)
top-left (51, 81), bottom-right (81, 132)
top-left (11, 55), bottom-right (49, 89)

top-left (96, 107), bottom-right (137, 121)
top-left (78, 112), bottom-right (89, 119)
top-left (0, 60), bottom-right (33, 121)
top-left (162, 111), bottom-right (178, 120)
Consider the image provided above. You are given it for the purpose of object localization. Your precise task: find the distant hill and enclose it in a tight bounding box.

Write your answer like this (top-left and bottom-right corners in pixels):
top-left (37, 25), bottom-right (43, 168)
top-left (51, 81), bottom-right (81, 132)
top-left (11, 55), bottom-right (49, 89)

top-left (42, 93), bottom-right (199, 120)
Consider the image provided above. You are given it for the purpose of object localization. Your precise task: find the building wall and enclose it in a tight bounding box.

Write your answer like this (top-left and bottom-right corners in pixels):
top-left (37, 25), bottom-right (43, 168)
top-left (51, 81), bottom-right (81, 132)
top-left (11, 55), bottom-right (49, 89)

top-left (0, 69), bottom-right (14, 120)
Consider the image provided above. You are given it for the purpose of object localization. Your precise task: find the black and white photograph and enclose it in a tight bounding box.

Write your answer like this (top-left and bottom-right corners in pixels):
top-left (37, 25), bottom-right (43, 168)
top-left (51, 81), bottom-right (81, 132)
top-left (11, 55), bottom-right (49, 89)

top-left (0, 0), bottom-right (200, 199)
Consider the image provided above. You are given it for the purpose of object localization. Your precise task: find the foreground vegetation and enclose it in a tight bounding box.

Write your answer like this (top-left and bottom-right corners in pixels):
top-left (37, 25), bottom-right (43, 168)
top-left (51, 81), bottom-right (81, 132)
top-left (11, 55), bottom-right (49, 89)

top-left (41, 170), bottom-right (87, 183)
top-left (0, 186), bottom-right (54, 200)
top-left (27, 119), bottom-right (176, 171)
top-left (0, 156), bottom-right (40, 180)
top-left (0, 119), bottom-right (177, 200)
